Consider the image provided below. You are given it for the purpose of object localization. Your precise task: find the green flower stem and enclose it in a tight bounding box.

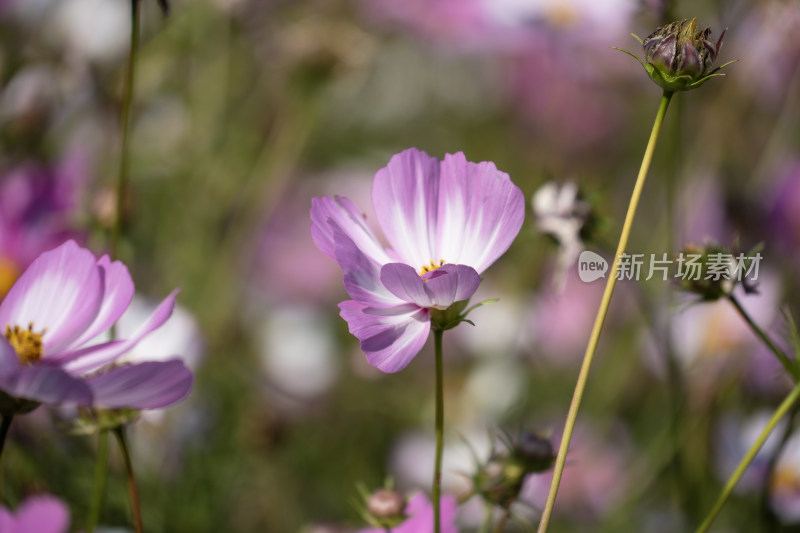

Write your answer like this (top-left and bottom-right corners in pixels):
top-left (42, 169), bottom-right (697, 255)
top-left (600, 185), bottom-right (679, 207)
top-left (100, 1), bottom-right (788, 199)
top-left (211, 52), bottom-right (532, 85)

top-left (113, 426), bottom-right (144, 533)
top-left (728, 294), bottom-right (799, 380)
top-left (111, 0), bottom-right (141, 260)
top-left (433, 328), bottom-right (444, 533)
top-left (479, 502), bottom-right (494, 533)
top-left (0, 414), bottom-right (13, 467)
top-left (695, 381), bottom-right (800, 533)
top-left (536, 91), bottom-right (673, 533)
top-left (85, 430), bottom-right (110, 533)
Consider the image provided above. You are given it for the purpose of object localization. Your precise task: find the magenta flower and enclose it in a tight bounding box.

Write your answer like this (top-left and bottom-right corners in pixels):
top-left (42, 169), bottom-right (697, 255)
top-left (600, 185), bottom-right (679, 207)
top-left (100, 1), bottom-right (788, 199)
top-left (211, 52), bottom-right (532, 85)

top-left (311, 148), bottom-right (524, 372)
top-left (0, 240), bottom-right (193, 411)
top-left (359, 492), bottom-right (459, 533)
top-left (0, 495), bottom-right (69, 533)
top-left (0, 150), bottom-right (88, 297)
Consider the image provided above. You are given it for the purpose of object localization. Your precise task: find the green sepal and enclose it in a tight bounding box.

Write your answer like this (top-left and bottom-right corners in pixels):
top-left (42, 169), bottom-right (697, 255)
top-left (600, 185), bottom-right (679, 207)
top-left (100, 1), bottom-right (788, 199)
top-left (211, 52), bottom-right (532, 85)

top-left (611, 47), bottom-right (646, 69)
top-left (430, 298), bottom-right (499, 331)
top-left (72, 407), bottom-right (141, 435)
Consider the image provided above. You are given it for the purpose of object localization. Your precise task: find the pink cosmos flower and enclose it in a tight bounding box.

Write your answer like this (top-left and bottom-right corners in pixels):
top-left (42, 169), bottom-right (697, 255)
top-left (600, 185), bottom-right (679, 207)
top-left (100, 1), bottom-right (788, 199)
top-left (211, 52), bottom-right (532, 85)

top-left (359, 492), bottom-right (459, 533)
top-left (310, 148), bottom-right (524, 372)
top-left (0, 495), bottom-right (69, 533)
top-left (0, 240), bottom-right (193, 410)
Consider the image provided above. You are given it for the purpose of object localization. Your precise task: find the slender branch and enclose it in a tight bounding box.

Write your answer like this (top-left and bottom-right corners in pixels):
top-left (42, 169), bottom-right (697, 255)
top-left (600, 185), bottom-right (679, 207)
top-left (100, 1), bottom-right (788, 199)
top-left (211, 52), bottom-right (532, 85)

top-left (728, 294), bottom-right (798, 380)
top-left (695, 382), bottom-right (800, 533)
top-left (492, 500), bottom-right (513, 533)
top-left (86, 430), bottom-right (110, 533)
top-left (433, 329), bottom-right (444, 533)
top-left (536, 91), bottom-right (673, 533)
top-left (112, 0), bottom-right (142, 260)
top-left (0, 414), bottom-right (13, 467)
top-left (113, 426), bottom-right (144, 533)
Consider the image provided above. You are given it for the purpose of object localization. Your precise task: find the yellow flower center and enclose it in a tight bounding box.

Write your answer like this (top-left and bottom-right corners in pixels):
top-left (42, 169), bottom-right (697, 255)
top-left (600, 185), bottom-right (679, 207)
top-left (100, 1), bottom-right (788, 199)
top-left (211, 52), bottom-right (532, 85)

top-left (546, 5), bottom-right (579, 29)
top-left (0, 256), bottom-right (19, 299)
top-left (4, 323), bottom-right (45, 365)
top-left (420, 259), bottom-right (446, 277)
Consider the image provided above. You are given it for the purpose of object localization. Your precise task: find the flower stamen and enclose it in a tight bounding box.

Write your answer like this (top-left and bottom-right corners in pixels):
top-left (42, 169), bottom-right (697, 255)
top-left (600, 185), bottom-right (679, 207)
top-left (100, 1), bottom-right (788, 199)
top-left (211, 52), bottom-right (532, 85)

top-left (0, 256), bottom-right (18, 297)
top-left (4, 322), bottom-right (45, 365)
top-left (420, 259), bottom-right (446, 277)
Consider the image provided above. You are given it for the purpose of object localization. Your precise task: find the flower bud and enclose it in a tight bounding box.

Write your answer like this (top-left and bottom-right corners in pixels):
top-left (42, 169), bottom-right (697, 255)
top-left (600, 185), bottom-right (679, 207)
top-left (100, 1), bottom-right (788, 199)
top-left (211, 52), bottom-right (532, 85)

top-left (616, 18), bottom-right (734, 92)
top-left (358, 487), bottom-right (407, 529)
top-left (366, 489), bottom-right (405, 519)
top-left (675, 243), bottom-right (760, 301)
top-left (515, 432), bottom-right (555, 473)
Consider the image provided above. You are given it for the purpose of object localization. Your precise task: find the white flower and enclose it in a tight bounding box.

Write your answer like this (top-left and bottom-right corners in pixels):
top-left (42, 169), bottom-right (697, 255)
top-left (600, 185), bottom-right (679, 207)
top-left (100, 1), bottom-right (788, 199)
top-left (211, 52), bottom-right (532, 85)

top-left (532, 181), bottom-right (591, 288)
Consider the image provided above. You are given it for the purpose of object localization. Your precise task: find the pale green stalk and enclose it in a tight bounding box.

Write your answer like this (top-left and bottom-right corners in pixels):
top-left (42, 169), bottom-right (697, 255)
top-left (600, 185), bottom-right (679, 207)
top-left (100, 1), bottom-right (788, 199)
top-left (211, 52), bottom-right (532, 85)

top-left (536, 91), bottom-right (673, 533)
top-left (433, 329), bottom-right (444, 533)
top-left (85, 430), bottom-right (109, 533)
top-left (729, 294), bottom-right (798, 380)
top-left (695, 382), bottom-right (800, 533)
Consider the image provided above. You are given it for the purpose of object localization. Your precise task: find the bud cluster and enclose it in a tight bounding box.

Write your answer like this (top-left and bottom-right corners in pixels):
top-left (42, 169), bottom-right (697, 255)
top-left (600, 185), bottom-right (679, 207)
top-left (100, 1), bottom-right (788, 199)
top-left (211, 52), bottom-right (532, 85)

top-left (470, 432), bottom-right (555, 507)
top-left (675, 243), bottom-right (760, 301)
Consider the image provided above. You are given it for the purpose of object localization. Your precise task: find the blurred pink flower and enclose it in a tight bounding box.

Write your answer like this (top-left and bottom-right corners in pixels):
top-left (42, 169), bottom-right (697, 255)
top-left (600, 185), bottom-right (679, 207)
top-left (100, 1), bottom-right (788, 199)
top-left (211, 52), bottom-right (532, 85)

top-left (767, 161), bottom-right (800, 257)
top-left (359, 492), bottom-right (459, 533)
top-left (311, 148), bottom-right (524, 373)
top-left (521, 421), bottom-right (632, 520)
top-left (0, 495), bottom-right (69, 533)
top-left (0, 240), bottom-right (193, 411)
top-left (733, 2), bottom-right (800, 103)
top-left (253, 171), bottom-right (375, 305)
top-left (524, 269), bottom-right (605, 364)
top-left (363, 0), bottom-right (635, 52)
top-left (0, 150), bottom-right (88, 297)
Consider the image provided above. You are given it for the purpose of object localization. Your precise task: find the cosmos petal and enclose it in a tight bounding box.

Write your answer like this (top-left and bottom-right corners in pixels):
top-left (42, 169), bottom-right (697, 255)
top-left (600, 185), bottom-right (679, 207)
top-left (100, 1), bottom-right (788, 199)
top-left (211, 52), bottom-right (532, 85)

top-left (86, 360), bottom-right (193, 409)
top-left (380, 263), bottom-right (480, 309)
top-left (310, 195), bottom-right (391, 264)
top-left (67, 255), bottom-right (135, 350)
top-left (421, 264), bottom-right (481, 308)
top-left (0, 240), bottom-right (103, 354)
top-left (435, 152), bottom-right (525, 274)
top-left (372, 148), bottom-right (441, 269)
top-left (0, 365), bottom-right (92, 406)
top-left (14, 496), bottom-right (70, 533)
top-left (339, 300), bottom-right (430, 373)
top-left (332, 222), bottom-right (406, 308)
top-left (56, 290), bottom-right (179, 374)
top-left (0, 339), bottom-right (20, 376)
top-left (379, 263), bottom-right (432, 307)
top-left (0, 508), bottom-right (12, 532)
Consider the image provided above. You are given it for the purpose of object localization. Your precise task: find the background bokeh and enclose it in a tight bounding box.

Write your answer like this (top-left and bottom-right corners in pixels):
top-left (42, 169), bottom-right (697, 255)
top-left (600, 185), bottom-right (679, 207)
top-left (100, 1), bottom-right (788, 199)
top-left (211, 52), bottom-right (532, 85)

top-left (2, 0), bottom-right (800, 531)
